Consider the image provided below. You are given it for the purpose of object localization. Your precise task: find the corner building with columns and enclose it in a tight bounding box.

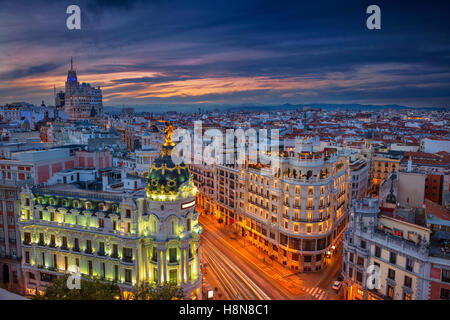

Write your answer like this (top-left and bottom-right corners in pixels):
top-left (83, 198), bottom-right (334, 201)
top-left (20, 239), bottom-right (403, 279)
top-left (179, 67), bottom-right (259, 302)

top-left (18, 141), bottom-right (202, 299)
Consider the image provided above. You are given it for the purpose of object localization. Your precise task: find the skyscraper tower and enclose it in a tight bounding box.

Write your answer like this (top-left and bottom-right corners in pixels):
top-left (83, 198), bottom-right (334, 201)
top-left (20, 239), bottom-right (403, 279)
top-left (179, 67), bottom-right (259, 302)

top-left (63, 57), bottom-right (103, 120)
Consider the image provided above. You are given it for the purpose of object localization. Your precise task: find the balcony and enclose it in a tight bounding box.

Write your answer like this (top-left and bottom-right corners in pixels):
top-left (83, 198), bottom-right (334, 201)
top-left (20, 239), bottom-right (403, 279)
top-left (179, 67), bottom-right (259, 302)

top-left (122, 257), bottom-right (134, 265)
top-left (97, 250), bottom-right (106, 257)
top-left (111, 252), bottom-right (119, 259)
top-left (72, 247), bottom-right (80, 253)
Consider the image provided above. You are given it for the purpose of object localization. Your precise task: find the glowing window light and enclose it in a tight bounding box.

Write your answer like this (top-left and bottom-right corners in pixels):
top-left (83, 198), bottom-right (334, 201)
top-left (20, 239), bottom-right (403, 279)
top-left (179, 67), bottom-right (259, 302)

top-left (181, 200), bottom-right (195, 209)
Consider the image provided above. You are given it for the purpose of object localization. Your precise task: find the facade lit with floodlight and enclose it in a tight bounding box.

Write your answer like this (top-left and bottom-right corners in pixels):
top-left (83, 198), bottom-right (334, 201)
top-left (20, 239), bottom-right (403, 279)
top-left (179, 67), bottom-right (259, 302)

top-left (17, 130), bottom-right (202, 299)
top-left (193, 137), bottom-right (351, 272)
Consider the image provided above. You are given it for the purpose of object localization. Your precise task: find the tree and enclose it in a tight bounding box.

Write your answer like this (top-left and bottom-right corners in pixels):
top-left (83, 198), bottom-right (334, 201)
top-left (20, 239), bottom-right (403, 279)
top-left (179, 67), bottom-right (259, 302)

top-left (133, 282), bottom-right (184, 300)
top-left (36, 275), bottom-right (121, 300)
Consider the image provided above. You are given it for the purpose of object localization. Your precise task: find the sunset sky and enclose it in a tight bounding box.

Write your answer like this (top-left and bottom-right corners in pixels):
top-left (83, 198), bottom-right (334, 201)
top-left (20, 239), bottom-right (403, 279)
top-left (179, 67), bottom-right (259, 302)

top-left (1, 0), bottom-right (449, 109)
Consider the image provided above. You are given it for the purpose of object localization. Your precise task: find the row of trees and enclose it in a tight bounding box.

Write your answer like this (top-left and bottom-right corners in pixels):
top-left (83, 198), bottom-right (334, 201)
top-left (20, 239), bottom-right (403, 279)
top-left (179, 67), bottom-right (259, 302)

top-left (36, 275), bottom-right (184, 300)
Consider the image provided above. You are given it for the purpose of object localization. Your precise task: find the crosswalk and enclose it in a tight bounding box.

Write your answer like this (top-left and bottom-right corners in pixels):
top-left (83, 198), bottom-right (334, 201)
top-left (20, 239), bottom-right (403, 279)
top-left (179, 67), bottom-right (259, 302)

top-left (304, 287), bottom-right (328, 300)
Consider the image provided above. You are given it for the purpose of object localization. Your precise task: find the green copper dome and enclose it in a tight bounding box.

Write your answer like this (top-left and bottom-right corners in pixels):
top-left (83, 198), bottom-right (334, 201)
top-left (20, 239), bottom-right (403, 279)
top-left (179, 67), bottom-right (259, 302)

top-left (146, 145), bottom-right (196, 200)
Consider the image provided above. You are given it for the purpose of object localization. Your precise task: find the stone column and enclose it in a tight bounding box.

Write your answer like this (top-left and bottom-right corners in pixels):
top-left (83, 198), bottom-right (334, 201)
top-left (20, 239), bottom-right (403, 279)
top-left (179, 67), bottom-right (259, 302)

top-left (163, 248), bottom-right (167, 283)
top-left (143, 245), bottom-right (148, 282)
top-left (180, 245), bottom-right (185, 284)
top-left (186, 248), bottom-right (191, 284)
top-left (157, 247), bottom-right (162, 285)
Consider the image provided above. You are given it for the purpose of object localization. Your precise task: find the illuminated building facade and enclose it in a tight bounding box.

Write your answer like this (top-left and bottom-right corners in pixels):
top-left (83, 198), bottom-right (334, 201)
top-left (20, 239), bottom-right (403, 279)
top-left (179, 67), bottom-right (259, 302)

top-left (238, 139), bottom-right (350, 272)
top-left (193, 137), bottom-right (351, 272)
top-left (17, 131), bottom-right (202, 299)
top-left (342, 198), bottom-right (431, 300)
top-left (373, 156), bottom-right (401, 190)
top-left (64, 58), bottom-right (103, 121)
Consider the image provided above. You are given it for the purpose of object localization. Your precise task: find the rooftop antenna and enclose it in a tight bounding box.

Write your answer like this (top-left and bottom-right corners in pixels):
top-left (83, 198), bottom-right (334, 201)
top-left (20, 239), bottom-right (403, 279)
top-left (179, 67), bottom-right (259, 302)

top-left (70, 56), bottom-right (73, 70)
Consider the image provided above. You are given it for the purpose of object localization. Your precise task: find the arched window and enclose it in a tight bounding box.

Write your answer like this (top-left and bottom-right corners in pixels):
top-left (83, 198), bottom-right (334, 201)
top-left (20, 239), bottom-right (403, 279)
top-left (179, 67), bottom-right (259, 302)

top-left (171, 220), bottom-right (176, 235)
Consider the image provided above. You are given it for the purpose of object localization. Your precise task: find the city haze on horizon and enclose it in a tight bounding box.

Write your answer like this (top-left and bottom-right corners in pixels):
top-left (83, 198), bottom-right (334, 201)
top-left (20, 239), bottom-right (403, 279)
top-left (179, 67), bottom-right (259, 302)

top-left (1, 0), bottom-right (450, 109)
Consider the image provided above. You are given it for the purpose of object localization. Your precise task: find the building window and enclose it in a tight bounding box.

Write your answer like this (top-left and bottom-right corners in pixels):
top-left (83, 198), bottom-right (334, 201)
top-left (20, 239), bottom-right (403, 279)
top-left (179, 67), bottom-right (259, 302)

top-left (389, 252), bottom-right (397, 265)
top-left (169, 248), bottom-right (177, 263)
top-left (39, 233), bottom-right (44, 246)
top-left (441, 269), bottom-right (450, 283)
top-left (404, 276), bottom-right (412, 288)
top-left (440, 288), bottom-right (450, 300)
top-left (403, 291), bottom-right (411, 300)
top-left (99, 218), bottom-right (104, 228)
top-left (349, 253), bottom-right (354, 263)
top-left (375, 246), bottom-right (381, 258)
top-left (388, 268), bottom-right (396, 280)
top-left (387, 285), bottom-right (394, 299)
top-left (406, 258), bottom-right (413, 272)
top-left (123, 247), bottom-right (133, 262)
top-left (356, 271), bottom-right (363, 283)
top-left (62, 236), bottom-right (68, 249)
top-left (24, 232), bottom-right (31, 244)
top-left (86, 240), bottom-right (92, 253)
top-left (50, 235), bottom-right (56, 247)
top-left (357, 257), bottom-right (364, 267)
top-left (169, 269), bottom-right (177, 284)
top-left (101, 263), bottom-right (106, 279)
top-left (114, 265), bottom-right (119, 281)
top-left (124, 269), bottom-right (132, 283)
top-left (360, 240), bottom-right (366, 249)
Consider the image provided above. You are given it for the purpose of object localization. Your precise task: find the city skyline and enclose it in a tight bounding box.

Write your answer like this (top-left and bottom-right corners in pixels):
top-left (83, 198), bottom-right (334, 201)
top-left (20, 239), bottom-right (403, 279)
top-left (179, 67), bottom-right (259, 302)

top-left (1, 0), bottom-right (450, 109)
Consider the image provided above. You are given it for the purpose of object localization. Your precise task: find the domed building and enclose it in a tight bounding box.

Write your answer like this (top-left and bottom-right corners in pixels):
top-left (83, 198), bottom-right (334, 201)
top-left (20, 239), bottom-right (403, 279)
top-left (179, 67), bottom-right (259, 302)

top-left (142, 136), bottom-right (202, 298)
top-left (18, 124), bottom-right (202, 299)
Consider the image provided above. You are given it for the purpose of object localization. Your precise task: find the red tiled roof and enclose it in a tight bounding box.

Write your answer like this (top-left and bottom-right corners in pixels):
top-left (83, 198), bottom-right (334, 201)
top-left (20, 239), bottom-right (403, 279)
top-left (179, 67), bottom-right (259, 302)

top-left (425, 199), bottom-right (450, 221)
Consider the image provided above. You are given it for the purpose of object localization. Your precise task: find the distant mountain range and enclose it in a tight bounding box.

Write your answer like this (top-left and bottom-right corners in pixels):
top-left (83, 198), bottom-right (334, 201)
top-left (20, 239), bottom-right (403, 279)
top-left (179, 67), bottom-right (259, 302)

top-left (104, 103), bottom-right (448, 114)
